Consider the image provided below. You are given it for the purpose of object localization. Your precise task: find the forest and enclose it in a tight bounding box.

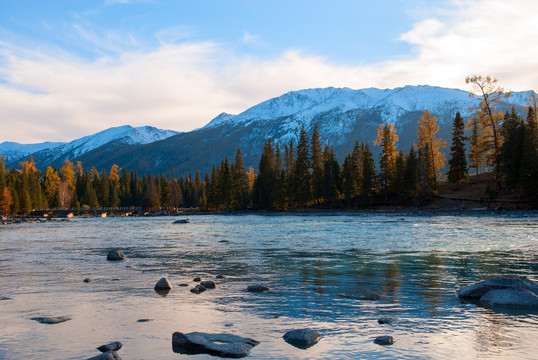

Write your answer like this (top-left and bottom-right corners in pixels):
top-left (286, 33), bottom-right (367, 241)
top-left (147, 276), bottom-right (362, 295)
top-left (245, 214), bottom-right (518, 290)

top-left (1, 76), bottom-right (537, 215)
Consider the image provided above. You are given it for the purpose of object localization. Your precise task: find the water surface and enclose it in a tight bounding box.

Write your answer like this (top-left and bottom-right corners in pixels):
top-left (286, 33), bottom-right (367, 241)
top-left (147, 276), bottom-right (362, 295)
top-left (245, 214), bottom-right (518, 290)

top-left (1, 213), bottom-right (537, 359)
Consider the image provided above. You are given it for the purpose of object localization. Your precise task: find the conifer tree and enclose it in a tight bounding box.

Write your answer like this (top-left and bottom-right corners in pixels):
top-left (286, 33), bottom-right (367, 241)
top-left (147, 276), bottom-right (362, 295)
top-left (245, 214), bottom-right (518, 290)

top-left (416, 109), bottom-right (447, 190)
top-left (341, 154), bottom-right (356, 207)
top-left (253, 139), bottom-right (278, 210)
top-left (500, 108), bottom-right (525, 194)
top-left (360, 143), bottom-right (376, 205)
top-left (294, 126), bottom-right (311, 207)
top-left (447, 112), bottom-right (468, 183)
top-left (322, 145), bottom-right (340, 207)
top-left (231, 148), bottom-right (250, 210)
top-left (402, 146), bottom-right (418, 203)
top-left (373, 122), bottom-right (398, 202)
top-left (311, 124), bottom-right (324, 204)
top-left (521, 96), bottom-right (538, 206)
top-left (467, 115), bottom-right (485, 179)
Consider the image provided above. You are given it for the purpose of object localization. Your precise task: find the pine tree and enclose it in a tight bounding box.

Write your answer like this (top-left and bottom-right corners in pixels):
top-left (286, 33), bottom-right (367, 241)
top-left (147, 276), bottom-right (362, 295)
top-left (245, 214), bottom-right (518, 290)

top-left (521, 96), bottom-right (538, 206)
top-left (447, 112), bottom-right (468, 183)
top-left (253, 139), bottom-right (278, 210)
top-left (467, 115), bottom-right (485, 180)
top-left (416, 109), bottom-right (447, 190)
top-left (373, 122), bottom-right (398, 202)
top-left (341, 154), bottom-right (356, 207)
top-left (500, 108), bottom-right (525, 195)
top-left (402, 146), bottom-right (418, 204)
top-left (294, 126), bottom-right (311, 207)
top-left (310, 124), bottom-right (324, 204)
top-left (322, 145), bottom-right (340, 207)
top-left (360, 143), bottom-right (376, 206)
top-left (230, 148), bottom-right (250, 210)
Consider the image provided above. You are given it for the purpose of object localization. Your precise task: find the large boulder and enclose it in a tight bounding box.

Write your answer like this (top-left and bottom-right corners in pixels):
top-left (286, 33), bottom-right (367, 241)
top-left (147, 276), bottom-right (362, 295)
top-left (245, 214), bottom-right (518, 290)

top-left (106, 250), bottom-right (125, 261)
top-left (172, 331), bottom-right (259, 358)
top-left (283, 328), bottom-right (322, 349)
top-left (457, 275), bottom-right (538, 309)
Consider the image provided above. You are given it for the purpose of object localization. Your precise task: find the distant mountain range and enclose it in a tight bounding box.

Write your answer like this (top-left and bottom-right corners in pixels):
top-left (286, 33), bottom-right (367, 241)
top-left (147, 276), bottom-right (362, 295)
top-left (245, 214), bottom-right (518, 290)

top-left (1, 85), bottom-right (533, 176)
top-left (1, 125), bottom-right (178, 169)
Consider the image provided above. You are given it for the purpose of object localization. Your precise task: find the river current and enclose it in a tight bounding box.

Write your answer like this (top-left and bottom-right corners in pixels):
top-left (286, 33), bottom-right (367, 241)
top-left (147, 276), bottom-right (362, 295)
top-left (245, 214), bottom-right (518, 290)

top-left (1, 212), bottom-right (537, 359)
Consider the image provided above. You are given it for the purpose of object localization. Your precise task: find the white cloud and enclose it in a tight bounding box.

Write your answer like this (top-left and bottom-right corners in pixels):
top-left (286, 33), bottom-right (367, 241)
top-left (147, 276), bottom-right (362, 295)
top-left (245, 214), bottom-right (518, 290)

top-left (1, 0), bottom-right (537, 143)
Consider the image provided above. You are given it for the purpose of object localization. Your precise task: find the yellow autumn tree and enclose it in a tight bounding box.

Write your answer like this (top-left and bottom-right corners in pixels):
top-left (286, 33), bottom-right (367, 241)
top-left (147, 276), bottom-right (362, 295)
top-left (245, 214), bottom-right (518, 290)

top-left (416, 109), bottom-right (447, 189)
top-left (44, 166), bottom-right (61, 207)
top-left (60, 160), bottom-right (76, 191)
top-left (466, 75), bottom-right (509, 183)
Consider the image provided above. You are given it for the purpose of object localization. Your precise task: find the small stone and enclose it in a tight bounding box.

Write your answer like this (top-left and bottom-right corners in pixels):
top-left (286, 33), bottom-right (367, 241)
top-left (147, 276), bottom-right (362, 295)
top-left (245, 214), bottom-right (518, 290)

top-left (218, 240), bottom-right (229, 243)
top-left (283, 328), bottom-right (322, 349)
top-left (87, 351), bottom-right (122, 360)
top-left (374, 335), bottom-right (394, 345)
top-left (137, 319), bottom-right (153, 322)
top-left (247, 284), bottom-right (269, 293)
top-left (31, 316), bottom-right (71, 325)
top-left (83, 278), bottom-right (92, 283)
top-left (106, 249), bottom-right (125, 261)
top-left (378, 317), bottom-right (394, 324)
top-left (0, 296), bottom-right (12, 301)
top-left (97, 341), bottom-right (123, 352)
top-left (154, 277), bottom-right (173, 291)
top-left (216, 274), bottom-right (225, 279)
top-left (200, 280), bottom-right (216, 289)
top-left (178, 283), bottom-right (189, 287)
top-left (193, 276), bottom-right (201, 282)
top-left (190, 284), bottom-right (207, 294)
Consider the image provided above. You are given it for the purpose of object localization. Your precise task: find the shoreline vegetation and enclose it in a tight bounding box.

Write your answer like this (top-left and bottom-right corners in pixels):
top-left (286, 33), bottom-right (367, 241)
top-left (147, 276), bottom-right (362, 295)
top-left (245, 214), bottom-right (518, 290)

top-left (1, 76), bottom-right (537, 217)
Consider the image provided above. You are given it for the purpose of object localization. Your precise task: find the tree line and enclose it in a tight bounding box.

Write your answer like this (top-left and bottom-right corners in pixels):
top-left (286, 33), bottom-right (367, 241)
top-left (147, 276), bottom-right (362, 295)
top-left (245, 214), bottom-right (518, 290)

top-left (0, 75), bottom-right (537, 215)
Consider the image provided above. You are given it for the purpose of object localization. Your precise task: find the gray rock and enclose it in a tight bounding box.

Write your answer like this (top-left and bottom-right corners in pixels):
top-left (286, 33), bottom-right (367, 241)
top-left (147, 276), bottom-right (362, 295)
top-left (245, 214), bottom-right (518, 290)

top-left (178, 283), bottom-right (189, 287)
top-left (106, 249), bottom-right (124, 261)
top-left (216, 274), bottom-right (225, 279)
top-left (247, 284), bottom-right (269, 293)
top-left (190, 284), bottom-right (207, 294)
top-left (201, 280), bottom-right (216, 289)
top-left (377, 317), bottom-right (394, 324)
top-left (87, 351), bottom-right (122, 360)
top-left (137, 318), bottom-right (153, 322)
top-left (172, 331), bottom-right (259, 358)
top-left (154, 277), bottom-right (172, 291)
top-left (193, 276), bottom-right (201, 282)
top-left (336, 288), bottom-right (381, 300)
top-left (479, 288), bottom-right (538, 308)
top-left (83, 278), bottom-right (92, 283)
top-left (457, 275), bottom-right (538, 299)
top-left (283, 328), bottom-right (322, 349)
top-left (31, 316), bottom-right (71, 325)
top-left (97, 341), bottom-right (123, 352)
top-left (0, 296), bottom-right (11, 300)
top-left (374, 335), bottom-right (394, 345)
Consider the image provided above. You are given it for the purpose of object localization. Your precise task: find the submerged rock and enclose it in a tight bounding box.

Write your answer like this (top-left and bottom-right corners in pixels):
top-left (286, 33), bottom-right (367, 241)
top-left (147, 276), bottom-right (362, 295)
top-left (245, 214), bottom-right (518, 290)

top-left (247, 284), bottom-right (269, 293)
top-left (172, 331), bottom-right (259, 358)
top-left (283, 328), bottom-right (322, 349)
top-left (216, 274), bottom-right (225, 279)
top-left (0, 296), bottom-right (11, 301)
top-left (374, 335), bottom-right (394, 345)
top-left (97, 341), bottom-right (123, 352)
top-left (190, 284), bottom-right (207, 294)
top-left (106, 249), bottom-right (124, 261)
top-left (31, 316), bottom-right (71, 325)
top-left (154, 277), bottom-right (173, 291)
top-left (87, 351), bottom-right (122, 360)
top-left (457, 275), bottom-right (538, 309)
top-left (201, 280), bottom-right (216, 289)
top-left (336, 288), bottom-right (381, 300)
top-left (377, 317), bottom-right (395, 324)
top-left (193, 276), bottom-right (201, 282)
top-left (83, 278), bottom-right (92, 283)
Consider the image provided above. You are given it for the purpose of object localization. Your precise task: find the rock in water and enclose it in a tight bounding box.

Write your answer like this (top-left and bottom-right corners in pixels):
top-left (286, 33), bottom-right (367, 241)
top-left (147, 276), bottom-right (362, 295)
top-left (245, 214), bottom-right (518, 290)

top-left (200, 280), bottom-right (216, 289)
top-left (106, 250), bottom-right (124, 261)
top-left (31, 316), bottom-right (71, 325)
top-left (480, 288), bottom-right (538, 308)
top-left (172, 331), bottom-right (259, 358)
top-left (283, 328), bottom-right (322, 349)
top-left (374, 336), bottom-right (395, 345)
top-left (457, 275), bottom-right (538, 299)
top-left (457, 275), bottom-right (538, 309)
top-left (336, 288), bottom-right (381, 300)
top-left (154, 277), bottom-right (172, 291)
top-left (87, 351), bottom-right (122, 360)
top-left (247, 284), bottom-right (269, 293)
top-left (193, 276), bottom-right (201, 282)
top-left (378, 317), bottom-right (394, 324)
top-left (83, 278), bottom-right (92, 283)
top-left (190, 284), bottom-right (207, 294)
top-left (97, 342), bottom-right (123, 352)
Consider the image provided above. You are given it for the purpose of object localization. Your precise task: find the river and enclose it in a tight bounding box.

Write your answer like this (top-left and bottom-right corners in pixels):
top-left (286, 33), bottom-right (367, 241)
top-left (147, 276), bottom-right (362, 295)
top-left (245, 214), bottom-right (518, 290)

top-left (1, 212), bottom-right (537, 359)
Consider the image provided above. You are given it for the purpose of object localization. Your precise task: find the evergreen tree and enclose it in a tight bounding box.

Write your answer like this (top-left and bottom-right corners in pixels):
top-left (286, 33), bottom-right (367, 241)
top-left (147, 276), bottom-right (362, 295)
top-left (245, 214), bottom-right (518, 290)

top-left (322, 145), bottom-right (340, 207)
top-left (253, 139), bottom-right (278, 210)
top-left (500, 108), bottom-right (525, 195)
top-left (447, 112), bottom-right (468, 183)
top-left (143, 175), bottom-right (160, 210)
top-left (402, 146), bottom-right (418, 204)
top-left (230, 148), bottom-right (250, 210)
top-left (521, 98), bottom-right (538, 206)
top-left (360, 143), bottom-right (376, 206)
top-left (294, 126), bottom-right (311, 207)
top-left (373, 122), bottom-right (398, 202)
top-left (310, 124), bottom-right (324, 204)
top-left (341, 154), bottom-right (356, 207)
top-left (467, 115), bottom-right (485, 179)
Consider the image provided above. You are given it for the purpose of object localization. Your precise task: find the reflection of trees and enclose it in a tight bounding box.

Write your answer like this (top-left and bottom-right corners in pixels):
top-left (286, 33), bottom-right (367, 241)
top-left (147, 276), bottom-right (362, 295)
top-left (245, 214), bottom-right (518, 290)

top-left (418, 252), bottom-right (445, 316)
top-left (473, 311), bottom-right (515, 353)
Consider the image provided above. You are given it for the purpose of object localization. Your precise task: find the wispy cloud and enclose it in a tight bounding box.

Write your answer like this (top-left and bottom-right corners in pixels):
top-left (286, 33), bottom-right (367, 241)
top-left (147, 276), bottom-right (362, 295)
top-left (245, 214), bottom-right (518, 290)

top-left (0, 0), bottom-right (537, 143)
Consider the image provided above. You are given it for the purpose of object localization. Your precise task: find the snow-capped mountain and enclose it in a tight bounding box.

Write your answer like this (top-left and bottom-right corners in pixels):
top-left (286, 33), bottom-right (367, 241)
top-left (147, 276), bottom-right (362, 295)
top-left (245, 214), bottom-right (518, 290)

top-left (72, 85), bottom-right (532, 177)
top-left (1, 125), bottom-right (178, 169)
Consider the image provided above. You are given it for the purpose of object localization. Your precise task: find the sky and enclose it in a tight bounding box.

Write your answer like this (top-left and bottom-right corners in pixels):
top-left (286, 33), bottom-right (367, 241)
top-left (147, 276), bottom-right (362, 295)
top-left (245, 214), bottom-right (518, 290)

top-left (0, 0), bottom-right (537, 144)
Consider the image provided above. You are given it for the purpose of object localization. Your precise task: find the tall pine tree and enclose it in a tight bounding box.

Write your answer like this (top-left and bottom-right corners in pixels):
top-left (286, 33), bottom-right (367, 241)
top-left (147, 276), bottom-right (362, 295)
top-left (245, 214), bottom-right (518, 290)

top-left (447, 112), bottom-right (468, 183)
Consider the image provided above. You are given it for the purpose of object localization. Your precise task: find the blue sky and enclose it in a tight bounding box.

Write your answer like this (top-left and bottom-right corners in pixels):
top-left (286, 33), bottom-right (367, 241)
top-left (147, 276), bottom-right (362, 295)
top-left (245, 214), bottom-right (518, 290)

top-left (0, 0), bottom-right (537, 143)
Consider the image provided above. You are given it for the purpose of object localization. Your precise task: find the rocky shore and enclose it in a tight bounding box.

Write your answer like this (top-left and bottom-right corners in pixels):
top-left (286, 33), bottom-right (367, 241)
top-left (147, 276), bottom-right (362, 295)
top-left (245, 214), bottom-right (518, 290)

top-left (0, 216), bottom-right (70, 225)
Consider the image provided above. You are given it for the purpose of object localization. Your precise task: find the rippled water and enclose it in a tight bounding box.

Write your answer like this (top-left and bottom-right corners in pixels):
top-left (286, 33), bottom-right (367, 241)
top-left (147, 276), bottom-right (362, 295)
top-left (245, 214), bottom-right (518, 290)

top-left (1, 212), bottom-right (537, 359)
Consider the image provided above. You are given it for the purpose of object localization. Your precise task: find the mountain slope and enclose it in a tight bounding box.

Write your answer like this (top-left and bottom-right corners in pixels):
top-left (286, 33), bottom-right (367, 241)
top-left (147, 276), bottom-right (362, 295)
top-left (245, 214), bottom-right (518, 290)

top-left (2, 125), bottom-right (178, 169)
top-left (77, 85), bottom-right (534, 177)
